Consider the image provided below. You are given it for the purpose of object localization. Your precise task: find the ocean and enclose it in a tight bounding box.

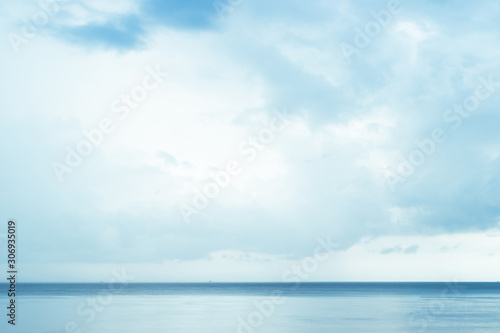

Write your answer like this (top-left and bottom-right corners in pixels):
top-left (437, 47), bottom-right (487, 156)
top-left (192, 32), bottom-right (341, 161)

top-left (1, 282), bottom-right (500, 332)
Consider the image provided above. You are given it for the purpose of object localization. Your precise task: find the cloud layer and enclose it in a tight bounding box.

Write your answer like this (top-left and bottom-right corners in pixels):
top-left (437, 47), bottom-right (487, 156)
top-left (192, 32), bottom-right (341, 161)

top-left (1, 0), bottom-right (500, 281)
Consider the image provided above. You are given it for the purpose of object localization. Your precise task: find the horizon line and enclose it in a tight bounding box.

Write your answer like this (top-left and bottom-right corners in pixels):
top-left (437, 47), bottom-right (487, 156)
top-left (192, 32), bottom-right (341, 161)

top-left (1, 281), bottom-right (499, 284)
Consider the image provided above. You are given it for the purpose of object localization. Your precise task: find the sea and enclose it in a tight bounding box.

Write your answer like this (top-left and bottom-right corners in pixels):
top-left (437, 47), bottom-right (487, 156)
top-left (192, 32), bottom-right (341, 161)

top-left (1, 282), bottom-right (500, 332)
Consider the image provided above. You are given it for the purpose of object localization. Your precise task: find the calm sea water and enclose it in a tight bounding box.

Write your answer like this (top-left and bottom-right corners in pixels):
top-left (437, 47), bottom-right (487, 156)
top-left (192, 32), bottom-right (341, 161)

top-left (1, 282), bottom-right (499, 332)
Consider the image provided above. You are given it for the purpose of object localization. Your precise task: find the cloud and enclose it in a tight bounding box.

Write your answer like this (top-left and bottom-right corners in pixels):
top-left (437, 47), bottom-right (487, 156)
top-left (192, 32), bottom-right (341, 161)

top-left (157, 151), bottom-right (178, 167)
top-left (140, 0), bottom-right (216, 29)
top-left (45, 0), bottom-right (219, 51)
top-left (380, 245), bottom-right (419, 254)
top-left (380, 246), bottom-right (403, 255)
top-left (1, 0), bottom-right (500, 281)
top-left (55, 14), bottom-right (145, 50)
top-left (403, 244), bottom-right (419, 254)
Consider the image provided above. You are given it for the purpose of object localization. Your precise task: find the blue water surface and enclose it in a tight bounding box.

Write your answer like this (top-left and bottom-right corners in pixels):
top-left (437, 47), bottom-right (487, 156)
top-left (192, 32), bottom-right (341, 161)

top-left (0, 282), bottom-right (499, 332)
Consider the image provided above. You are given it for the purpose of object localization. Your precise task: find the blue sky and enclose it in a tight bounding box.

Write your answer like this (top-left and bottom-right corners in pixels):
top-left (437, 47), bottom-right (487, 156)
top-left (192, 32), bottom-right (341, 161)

top-left (1, 0), bottom-right (500, 282)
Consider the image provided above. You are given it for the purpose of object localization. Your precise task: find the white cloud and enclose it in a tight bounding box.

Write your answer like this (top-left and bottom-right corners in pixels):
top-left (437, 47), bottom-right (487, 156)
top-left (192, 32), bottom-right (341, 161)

top-left (1, 0), bottom-right (500, 281)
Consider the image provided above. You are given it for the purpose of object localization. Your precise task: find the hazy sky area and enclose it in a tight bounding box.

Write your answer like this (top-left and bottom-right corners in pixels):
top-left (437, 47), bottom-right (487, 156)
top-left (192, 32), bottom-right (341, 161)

top-left (1, 0), bottom-right (500, 282)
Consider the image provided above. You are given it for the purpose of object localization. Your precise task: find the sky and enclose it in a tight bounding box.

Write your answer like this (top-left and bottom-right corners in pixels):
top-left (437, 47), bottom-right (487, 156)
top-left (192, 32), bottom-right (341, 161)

top-left (1, 0), bottom-right (500, 282)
